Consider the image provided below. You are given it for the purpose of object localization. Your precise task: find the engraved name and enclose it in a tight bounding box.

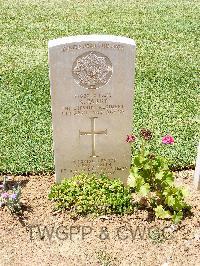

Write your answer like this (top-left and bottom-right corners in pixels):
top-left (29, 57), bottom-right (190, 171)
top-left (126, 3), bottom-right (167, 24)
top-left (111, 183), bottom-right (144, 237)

top-left (75, 92), bottom-right (111, 105)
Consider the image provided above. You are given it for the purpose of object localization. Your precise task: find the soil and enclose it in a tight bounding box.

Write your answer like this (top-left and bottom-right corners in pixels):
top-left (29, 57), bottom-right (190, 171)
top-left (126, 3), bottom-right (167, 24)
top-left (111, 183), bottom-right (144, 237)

top-left (0, 170), bottom-right (200, 266)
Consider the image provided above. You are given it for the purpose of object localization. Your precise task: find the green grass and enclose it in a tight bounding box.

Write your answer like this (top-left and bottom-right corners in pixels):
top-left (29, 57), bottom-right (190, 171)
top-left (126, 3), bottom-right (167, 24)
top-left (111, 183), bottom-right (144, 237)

top-left (0, 0), bottom-right (199, 174)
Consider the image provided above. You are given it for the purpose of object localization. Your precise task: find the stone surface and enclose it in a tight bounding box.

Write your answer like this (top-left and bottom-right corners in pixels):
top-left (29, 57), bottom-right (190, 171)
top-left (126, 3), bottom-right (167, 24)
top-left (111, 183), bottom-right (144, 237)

top-left (48, 35), bottom-right (136, 183)
top-left (194, 141), bottom-right (200, 190)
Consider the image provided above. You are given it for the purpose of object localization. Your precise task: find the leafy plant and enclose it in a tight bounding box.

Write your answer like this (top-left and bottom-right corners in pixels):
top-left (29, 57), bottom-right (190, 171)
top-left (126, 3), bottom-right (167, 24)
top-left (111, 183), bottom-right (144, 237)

top-left (0, 176), bottom-right (22, 213)
top-left (128, 129), bottom-right (190, 224)
top-left (49, 174), bottom-right (134, 216)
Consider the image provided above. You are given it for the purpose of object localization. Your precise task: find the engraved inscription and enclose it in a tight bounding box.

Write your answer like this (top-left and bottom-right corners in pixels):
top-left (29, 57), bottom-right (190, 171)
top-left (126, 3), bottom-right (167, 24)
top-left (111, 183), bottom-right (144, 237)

top-left (79, 117), bottom-right (107, 157)
top-left (62, 104), bottom-right (124, 116)
top-left (61, 91), bottom-right (124, 116)
top-left (62, 42), bottom-right (124, 52)
top-left (75, 92), bottom-right (111, 105)
top-left (60, 158), bottom-right (128, 176)
top-left (71, 158), bottom-right (116, 175)
top-left (72, 51), bottom-right (112, 89)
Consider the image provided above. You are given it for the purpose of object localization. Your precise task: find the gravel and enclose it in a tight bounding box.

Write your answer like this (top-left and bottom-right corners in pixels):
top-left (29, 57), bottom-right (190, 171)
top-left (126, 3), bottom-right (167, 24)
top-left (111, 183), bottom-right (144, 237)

top-left (0, 170), bottom-right (200, 266)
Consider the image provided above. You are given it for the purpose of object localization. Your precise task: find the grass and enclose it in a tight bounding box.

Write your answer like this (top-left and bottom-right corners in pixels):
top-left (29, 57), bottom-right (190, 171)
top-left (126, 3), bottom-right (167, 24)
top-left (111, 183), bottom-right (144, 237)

top-left (0, 0), bottom-right (199, 174)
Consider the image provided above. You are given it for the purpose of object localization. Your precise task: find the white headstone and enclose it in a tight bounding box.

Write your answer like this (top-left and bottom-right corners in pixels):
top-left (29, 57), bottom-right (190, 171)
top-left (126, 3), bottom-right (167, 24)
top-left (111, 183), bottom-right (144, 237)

top-left (194, 141), bottom-right (200, 190)
top-left (48, 35), bottom-right (136, 183)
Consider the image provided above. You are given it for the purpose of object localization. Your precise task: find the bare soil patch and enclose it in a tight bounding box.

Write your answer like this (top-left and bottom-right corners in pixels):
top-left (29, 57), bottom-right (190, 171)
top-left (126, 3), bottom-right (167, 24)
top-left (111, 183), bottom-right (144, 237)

top-left (0, 170), bottom-right (200, 266)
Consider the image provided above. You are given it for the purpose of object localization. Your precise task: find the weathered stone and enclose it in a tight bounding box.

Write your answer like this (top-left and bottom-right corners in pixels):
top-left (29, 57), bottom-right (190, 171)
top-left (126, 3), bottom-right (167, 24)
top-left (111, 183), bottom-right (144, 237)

top-left (48, 35), bottom-right (136, 183)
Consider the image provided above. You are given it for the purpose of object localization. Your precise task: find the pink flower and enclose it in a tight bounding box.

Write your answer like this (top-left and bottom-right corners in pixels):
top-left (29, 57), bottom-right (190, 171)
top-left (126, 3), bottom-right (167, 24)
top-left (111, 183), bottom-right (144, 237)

top-left (126, 134), bottom-right (136, 143)
top-left (1, 192), bottom-right (9, 199)
top-left (162, 135), bottom-right (174, 145)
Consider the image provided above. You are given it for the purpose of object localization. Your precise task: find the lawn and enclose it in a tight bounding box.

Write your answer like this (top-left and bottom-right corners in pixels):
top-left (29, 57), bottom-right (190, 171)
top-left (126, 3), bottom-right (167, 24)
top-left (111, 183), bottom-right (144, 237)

top-left (0, 0), bottom-right (199, 174)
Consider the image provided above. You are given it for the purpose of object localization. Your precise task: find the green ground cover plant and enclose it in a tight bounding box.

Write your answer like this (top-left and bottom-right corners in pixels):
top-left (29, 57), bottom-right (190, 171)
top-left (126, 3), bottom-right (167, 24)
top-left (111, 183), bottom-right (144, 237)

top-left (0, 0), bottom-right (199, 174)
top-left (48, 173), bottom-right (134, 216)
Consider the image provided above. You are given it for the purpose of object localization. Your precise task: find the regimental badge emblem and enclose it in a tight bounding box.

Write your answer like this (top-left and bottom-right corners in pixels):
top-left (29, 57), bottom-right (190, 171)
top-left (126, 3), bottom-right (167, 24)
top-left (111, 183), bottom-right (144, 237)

top-left (72, 51), bottom-right (113, 89)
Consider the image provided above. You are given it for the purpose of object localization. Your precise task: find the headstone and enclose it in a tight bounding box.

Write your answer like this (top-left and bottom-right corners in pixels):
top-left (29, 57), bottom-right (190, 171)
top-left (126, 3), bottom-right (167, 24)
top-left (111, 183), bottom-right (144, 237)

top-left (194, 141), bottom-right (200, 190)
top-left (48, 35), bottom-right (136, 183)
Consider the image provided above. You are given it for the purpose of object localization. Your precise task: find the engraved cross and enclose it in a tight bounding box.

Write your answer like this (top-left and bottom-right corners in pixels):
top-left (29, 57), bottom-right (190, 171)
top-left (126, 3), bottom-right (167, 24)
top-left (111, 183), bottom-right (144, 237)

top-left (79, 117), bottom-right (107, 157)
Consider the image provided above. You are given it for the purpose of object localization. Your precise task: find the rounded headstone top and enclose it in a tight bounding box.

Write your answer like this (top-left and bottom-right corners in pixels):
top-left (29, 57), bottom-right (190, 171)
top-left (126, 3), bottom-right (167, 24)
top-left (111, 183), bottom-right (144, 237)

top-left (48, 35), bottom-right (136, 48)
